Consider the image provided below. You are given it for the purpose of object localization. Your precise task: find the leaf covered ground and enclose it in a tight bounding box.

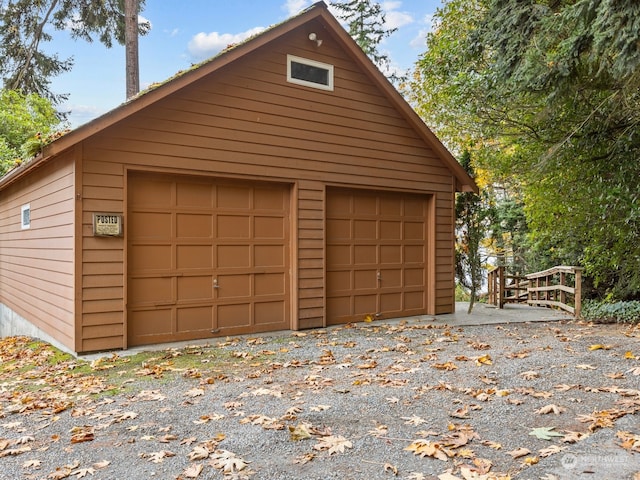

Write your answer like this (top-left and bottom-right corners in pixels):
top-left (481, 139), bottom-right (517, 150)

top-left (0, 317), bottom-right (639, 479)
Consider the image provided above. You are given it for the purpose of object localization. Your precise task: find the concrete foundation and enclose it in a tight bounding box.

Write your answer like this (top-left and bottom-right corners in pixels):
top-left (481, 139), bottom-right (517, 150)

top-left (0, 303), bottom-right (74, 355)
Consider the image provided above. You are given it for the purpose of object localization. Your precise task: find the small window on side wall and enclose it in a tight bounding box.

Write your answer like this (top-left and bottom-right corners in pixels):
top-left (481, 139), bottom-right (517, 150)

top-left (287, 55), bottom-right (334, 91)
top-left (21, 204), bottom-right (31, 230)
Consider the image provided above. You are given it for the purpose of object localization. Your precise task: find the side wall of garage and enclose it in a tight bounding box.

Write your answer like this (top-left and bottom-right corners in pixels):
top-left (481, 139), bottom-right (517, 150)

top-left (0, 152), bottom-right (77, 350)
top-left (77, 19), bottom-right (457, 352)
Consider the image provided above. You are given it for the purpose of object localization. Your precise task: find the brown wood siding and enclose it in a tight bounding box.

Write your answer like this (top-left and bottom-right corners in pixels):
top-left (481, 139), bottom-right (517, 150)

top-left (0, 153), bottom-right (76, 347)
top-left (76, 21), bottom-right (456, 349)
top-left (80, 159), bottom-right (125, 351)
top-left (297, 181), bottom-right (324, 328)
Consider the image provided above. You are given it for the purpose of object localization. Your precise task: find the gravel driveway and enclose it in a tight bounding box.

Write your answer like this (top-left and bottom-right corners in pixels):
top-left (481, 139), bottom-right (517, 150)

top-left (0, 306), bottom-right (639, 479)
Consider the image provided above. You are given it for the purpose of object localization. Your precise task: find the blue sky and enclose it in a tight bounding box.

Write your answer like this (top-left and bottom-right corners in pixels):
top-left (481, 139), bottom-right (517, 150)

top-left (46, 0), bottom-right (442, 127)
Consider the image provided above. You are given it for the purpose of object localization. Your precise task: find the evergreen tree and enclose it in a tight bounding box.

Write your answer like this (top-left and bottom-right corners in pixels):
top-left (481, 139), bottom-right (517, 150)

top-left (0, 0), bottom-right (150, 104)
top-left (331, 0), bottom-right (402, 83)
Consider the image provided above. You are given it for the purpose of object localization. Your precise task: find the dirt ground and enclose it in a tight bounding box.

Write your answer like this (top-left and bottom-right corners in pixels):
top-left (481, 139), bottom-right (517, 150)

top-left (0, 305), bottom-right (639, 479)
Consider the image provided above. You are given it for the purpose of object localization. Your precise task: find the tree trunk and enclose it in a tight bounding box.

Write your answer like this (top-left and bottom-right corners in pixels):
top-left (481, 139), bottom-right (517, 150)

top-left (124, 0), bottom-right (139, 99)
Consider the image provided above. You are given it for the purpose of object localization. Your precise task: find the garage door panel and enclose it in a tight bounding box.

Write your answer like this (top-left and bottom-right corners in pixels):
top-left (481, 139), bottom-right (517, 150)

top-left (178, 276), bottom-right (213, 301)
top-left (176, 182), bottom-right (213, 208)
top-left (255, 245), bottom-right (284, 267)
top-left (129, 277), bottom-right (173, 304)
top-left (216, 274), bottom-right (251, 298)
top-left (354, 245), bottom-right (376, 264)
top-left (405, 268), bottom-right (425, 287)
top-left (380, 197), bottom-right (402, 215)
top-left (404, 222), bottom-right (425, 240)
top-left (328, 245), bottom-right (351, 265)
top-left (176, 245), bottom-right (212, 269)
top-left (255, 273), bottom-right (284, 296)
top-left (354, 195), bottom-right (376, 214)
top-left (327, 218), bottom-right (350, 239)
top-left (217, 245), bottom-right (251, 268)
top-left (327, 271), bottom-right (350, 292)
top-left (218, 215), bottom-right (251, 238)
top-left (327, 296), bottom-right (350, 318)
top-left (354, 220), bottom-right (376, 238)
top-left (380, 292), bottom-right (402, 312)
top-left (129, 179), bottom-right (172, 207)
top-left (380, 221), bottom-right (401, 239)
top-left (217, 185), bottom-right (251, 209)
top-left (177, 213), bottom-right (212, 238)
top-left (405, 198), bottom-right (425, 216)
top-left (255, 301), bottom-right (285, 325)
top-left (177, 306), bottom-right (214, 332)
top-left (380, 245), bottom-right (401, 264)
top-left (129, 245), bottom-right (172, 270)
top-left (354, 270), bottom-right (376, 289)
top-left (354, 295), bottom-right (376, 314)
top-left (129, 309), bottom-right (172, 337)
top-left (405, 245), bottom-right (424, 263)
top-left (129, 212), bottom-right (172, 239)
top-left (255, 188), bottom-right (285, 210)
top-left (327, 188), bottom-right (428, 324)
top-left (381, 269), bottom-right (402, 287)
top-left (405, 291), bottom-right (425, 310)
top-left (128, 174), bottom-right (289, 346)
top-left (254, 216), bottom-right (284, 238)
top-left (217, 303), bottom-right (251, 328)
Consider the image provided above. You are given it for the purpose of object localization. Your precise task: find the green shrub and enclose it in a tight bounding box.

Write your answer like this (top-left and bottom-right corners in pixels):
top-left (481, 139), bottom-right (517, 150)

top-left (581, 300), bottom-right (640, 324)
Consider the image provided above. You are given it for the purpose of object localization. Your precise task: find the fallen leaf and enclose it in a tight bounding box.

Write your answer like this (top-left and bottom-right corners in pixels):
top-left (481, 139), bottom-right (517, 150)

top-left (184, 387), bottom-right (205, 398)
top-left (575, 364), bottom-right (597, 370)
top-left (313, 435), bottom-right (353, 455)
top-left (70, 467), bottom-right (95, 478)
top-left (289, 423), bottom-right (312, 441)
top-left (588, 344), bottom-right (610, 351)
top-left (520, 371), bottom-right (540, 380)
top-left (433, 362), bottom-right (458, 371)
top-left (384, 462), bottom-right (398, 475)
top-left (209, 449), bottom-right (250, 473)
top-left (22, 459), bottom-right (41, 468)
top-left (188, 445), bottom-right (212, 461)
top-left (529, 427), bottom-right (564, 440)
top-left (562, 431), bottom-right (590, 443)
top-left (539, 445), bottom-right (566, 457)
top-left (181, 463), bottom-right (204, 478)
top-left (507, 447), bottom-right (531, 459)
top-left (475, 354), bottom-right (493, 366)
top-left (523, 456), bottom-right (539, 465)
top-left (535, 404), bottom-right (565, 415)
top-left (405, 440), bottom-right (452, 461)
top-left (402, 415), bottom-right (428, 426)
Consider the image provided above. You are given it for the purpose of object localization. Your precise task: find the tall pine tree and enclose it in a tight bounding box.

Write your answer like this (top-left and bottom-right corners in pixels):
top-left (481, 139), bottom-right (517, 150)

top-left (331, 0), bottom-right (401, 83)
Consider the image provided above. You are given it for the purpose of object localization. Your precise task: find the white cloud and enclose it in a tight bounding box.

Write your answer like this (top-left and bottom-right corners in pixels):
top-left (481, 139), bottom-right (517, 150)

top-left (386, 10), bottom-right (413, 30)
top-left (282, 0), bottom-right (313, 17)
top-left (187, 26), bottom-right (266, 60)
top-left (63, 104), bottom-right (108, 127)
top-left (410, 14), bottom-right (434, 49)
top-left (382, 1), bottom-right (414, 30)
top-left (165, 28), bottom-right (180, 38)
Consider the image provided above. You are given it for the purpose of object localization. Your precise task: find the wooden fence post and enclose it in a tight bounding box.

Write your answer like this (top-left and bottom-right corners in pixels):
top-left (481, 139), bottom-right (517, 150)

top-left (574, 267), bottom-right (583, 318)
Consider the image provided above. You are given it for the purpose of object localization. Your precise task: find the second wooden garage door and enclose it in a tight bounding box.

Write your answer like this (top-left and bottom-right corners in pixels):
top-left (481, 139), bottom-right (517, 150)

top-left (326, 188), bottom-right (429, 324)
top-left (127, 174), bottom-right (290, 346)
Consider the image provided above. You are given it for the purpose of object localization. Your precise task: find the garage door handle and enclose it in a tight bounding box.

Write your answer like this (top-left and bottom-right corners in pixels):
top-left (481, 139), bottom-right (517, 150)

top-left (213, 279), bottom-right (220, 289)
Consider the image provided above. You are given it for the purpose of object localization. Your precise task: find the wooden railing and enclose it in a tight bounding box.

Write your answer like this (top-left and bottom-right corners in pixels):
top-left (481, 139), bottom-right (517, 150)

top-left (487, 265), bottom-right (583, 318)
top-left (526, 266), bottom-right (583, 317)
top-left (487, 266), bottom-right (528, 309)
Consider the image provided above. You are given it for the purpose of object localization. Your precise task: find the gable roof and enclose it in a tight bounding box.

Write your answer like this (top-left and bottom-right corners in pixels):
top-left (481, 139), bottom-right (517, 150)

top-left (0, 1), bottom-right (477, 193)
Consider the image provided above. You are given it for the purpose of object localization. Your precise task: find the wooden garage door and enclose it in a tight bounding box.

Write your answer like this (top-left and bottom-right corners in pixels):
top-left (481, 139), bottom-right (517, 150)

top-left (326, 188), bottom-right (428, 324)
top-left (127, 173), bottom-right (290, 346)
